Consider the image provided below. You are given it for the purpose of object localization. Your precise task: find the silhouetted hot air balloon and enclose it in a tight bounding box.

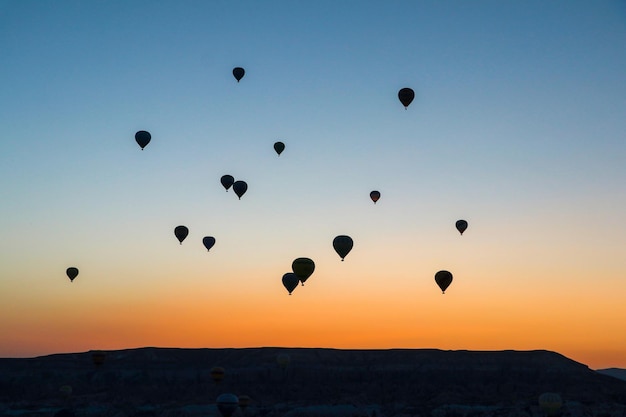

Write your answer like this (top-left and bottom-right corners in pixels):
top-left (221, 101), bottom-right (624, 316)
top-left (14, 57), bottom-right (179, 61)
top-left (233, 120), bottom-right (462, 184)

top-left (210, 366), bottom-right (225, 383)
top-left (217, 393), bottom-right (239, 417)
top-left (455, 220), bottom-right (468, 235)
top-left (538, 393), bottom-right (563, 416)
top-left (274, 141), bottom-right (285, 155)
top-left (203, 236), bottom-right (216, 251)
top-left (233, 67), bottom-right (245, 82)
top-left (370, 190), bottom-right (380, 204)
top-left (66, 267), bottom-right (79, 282)
top-left (398, 88), bottom-right (415, 109)
top-left (292, 257), bottom-right (315, 285)
top-left (238, 395), bottom-right (251, 413)
top-left (282, 273), bottom-right (299, 295)
top-left (232, 180), bottom-right (247, 199)
top-left (435, 270), bottom-right (453, 294)
top-left (135, 130), bottom-right (151, 150)
top-left (333, 235), bottom-right (353, 261)
top-left (174, 225), bottom-right (189, 244)
top-left (221, 175), bottom-right (235, 191)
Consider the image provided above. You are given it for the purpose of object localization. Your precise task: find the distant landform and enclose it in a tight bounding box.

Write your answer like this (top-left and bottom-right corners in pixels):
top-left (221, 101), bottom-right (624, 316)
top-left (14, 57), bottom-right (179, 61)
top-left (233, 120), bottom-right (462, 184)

top-left (1, 347), bottom-right (625, 417)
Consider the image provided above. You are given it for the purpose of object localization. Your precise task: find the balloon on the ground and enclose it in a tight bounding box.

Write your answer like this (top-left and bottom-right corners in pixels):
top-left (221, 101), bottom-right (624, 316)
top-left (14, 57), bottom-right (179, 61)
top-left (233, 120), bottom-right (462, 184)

top-left (232, 67), bottom-right (245, 82)
top-left (292, 257), bottom-right (315, 285)
top-left (398, 88), bottom-right (415, 109)
top-left (203, 236), bottom-right (216, 251)
top-left (210, 366), bottom-right (225, 383)
top-left (282, 273), bottom-right (299, 295)
top-left (274, 141), bottom-right (285, 155)
top-left (370, 190), bottom-right (381, 203)
top-left (66, 267), bottom-right (79, 282)
top-left (456, 220), bottom-right (468, 235)
top-left (333, 235), bottom-right (354, 261)
top-left (435, 270), bottom-right (453, 294)
top-left (238, 395), bottom-right (251, 411)
top-left (220, 175), bottom-right (235, 191)
top-left (233, 180), bottom-right (248, 199)
top-left (216, 393), bottom-right (239, 417)
top-left (538, 392), bottom-right (563, 416)
top-left (174, 226), bottom-right (189, 244)
top-left (135, 130), bottom-right (151, 150)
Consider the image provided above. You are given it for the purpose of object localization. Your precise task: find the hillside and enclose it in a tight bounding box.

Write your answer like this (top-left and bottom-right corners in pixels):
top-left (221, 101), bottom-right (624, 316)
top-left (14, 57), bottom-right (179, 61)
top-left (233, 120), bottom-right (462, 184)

top-left (597, 368), bottom-right (626, 381)
top-left (2, 348), bottom-right (625, 416)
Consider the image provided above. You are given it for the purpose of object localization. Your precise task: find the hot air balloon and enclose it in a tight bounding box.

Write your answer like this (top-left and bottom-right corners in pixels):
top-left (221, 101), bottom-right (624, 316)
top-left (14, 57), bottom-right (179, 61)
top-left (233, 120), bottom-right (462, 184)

top-left (66, 267), bottom-right (79, 282)
top-left (217, 393), bottom-right (240, 417)
top-left (221, 175), bottom-right (235, 191)
top-left (238, 395), bottom-right (251, 413)
top-left (292, 257), bottom-right (315, 285)
top-left (135, 130), bottom-right (151, 150)
top-left (455, 220), bottom-right (468, 235)
top-left (233, 67), bottom-right (245, 82)
top-left (210, 366), bottom-right (225, 383)
top-left (370, 190), bottom-right (381, 204)
top-left (398, 88), bottom-right (415, 109)
top-left (435, 270), bottom-right (453, 294)
top-left (538, 392), bottom-right (563, 416)
top-left (174, 225), bottom-right (189, 244)
top-left (333, 235), bottom-right (353, 261)
top-left (282, 273), bottom-right (299, 295)
top-left (232, 180), bottom-right (248, 199)
top-left (91, 351), bottom-right (106, 367)
top-left (203, 236), bottom-right (216, 251)
top-left (274, 141), bottom-right (285, 155)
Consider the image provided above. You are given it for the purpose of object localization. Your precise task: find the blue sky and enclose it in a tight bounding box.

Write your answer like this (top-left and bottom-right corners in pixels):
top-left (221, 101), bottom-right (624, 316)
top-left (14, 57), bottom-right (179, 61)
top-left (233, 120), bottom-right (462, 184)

top-left (1, 1), bottom-right (625, 367)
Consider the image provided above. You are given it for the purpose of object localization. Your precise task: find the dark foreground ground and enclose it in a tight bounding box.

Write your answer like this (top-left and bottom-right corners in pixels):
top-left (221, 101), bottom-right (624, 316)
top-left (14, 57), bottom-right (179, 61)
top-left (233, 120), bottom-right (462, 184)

top-left (1, 347), bottom-right (625, 417)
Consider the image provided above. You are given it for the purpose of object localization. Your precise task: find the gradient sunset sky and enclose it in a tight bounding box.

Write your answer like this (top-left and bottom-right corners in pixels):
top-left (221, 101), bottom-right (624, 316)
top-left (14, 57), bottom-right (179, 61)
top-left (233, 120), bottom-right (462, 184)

top-left (1, 1), bottom-right (625, 369)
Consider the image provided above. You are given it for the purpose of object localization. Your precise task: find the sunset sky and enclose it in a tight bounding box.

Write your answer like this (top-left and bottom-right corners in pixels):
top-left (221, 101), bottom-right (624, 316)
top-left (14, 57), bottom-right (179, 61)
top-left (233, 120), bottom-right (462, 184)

top-left (1, 1), bottom-right (625, 369)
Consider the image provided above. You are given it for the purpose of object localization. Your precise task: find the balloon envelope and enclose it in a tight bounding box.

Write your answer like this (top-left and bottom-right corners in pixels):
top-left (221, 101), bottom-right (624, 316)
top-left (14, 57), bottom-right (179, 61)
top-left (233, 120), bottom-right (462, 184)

top-left (455, 219), bottom-right (468, 235)
top-left (135, 130), bottom-right (151, 150)
top-left (333, 235), bottom-right (353, 261)
top-left (538, 393), bottom-right (563, 415)
top-left (292, 257), bottom-right (315, 284)
top-left (370, 190), bottom-right (380, 203)
top-left (232, 67), bottom-right (245, 82)
top-left (232, 180), bottom-right (248, 199)
top-left (210, 366), bottom-right (225, 383)
top-left (282, 273), bottom-right (299, 294)
top-left (435, 270), bottom-right (453, 293)
top-left (220, 175), bottom-right (235, 191)
top-left (238, 395), bottom-right (251, 411)
top-left (203, 236), bottom-right (216, 251)
top-left (398, 88), bottom-right (415, 108)
top-left (174, 225), bottom-right (189, 244)
top-left (216, 393), bottom-right (239, 417)
top-left (274, 141), bottom-right (285, 155)
top-left (66, 267), bottom-right (79, 282)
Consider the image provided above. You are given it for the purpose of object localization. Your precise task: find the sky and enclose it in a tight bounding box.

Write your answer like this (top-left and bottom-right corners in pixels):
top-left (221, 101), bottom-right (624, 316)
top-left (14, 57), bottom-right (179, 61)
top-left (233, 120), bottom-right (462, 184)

top-left (0, 1), bottom-right (625, 370)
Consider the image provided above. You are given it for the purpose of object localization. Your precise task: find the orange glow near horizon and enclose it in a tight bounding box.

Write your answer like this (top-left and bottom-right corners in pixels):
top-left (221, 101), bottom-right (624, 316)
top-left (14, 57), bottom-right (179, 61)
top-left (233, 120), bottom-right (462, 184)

top-left (2, 261), bottom-right (625, 370)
